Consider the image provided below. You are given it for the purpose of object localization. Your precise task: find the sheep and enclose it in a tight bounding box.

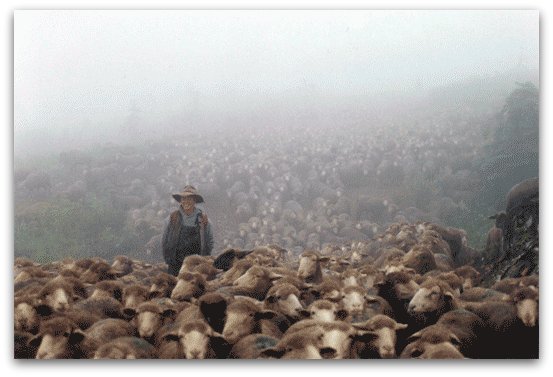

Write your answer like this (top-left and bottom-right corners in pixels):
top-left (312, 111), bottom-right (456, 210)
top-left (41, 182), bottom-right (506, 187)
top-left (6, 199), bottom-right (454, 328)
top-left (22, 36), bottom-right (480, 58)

top-left (79, 260), bottom-right (119, 284)
top-left (351, 314), bottom-right (408, 358)
top-left (340, 285), bottom-right (374, 322)
top-left (179, 255), bottom-right (220, 280)
top-left (196, 292), bottom-right (229, 334)
top-left (491, 274), bottom-right (538, 295)
top-left (297, 250), bottom-right (330, 284)
top-left (407, 277), bottom-right (459, 326)
top-left (122, 283), bottom-right (151, 310)
top-left (88, 280), bottom-right (123, 302)
top-left (454, 265), bottom-right (481, 291)
top-left (219, 258), bottom-right (253, 286)
top-left (399, 324), bottom-right (465, 359)
top-left (230, 265), bottom-right (283, 300)
top-left (375, 271), bottom-right (420, 325)
top-left (15, 330), bottom-right (39, 359)
top-left (259, 325), bottom-right (329, 359)
top-left (83, 318), bottom-right (137, 352)
top-left (170, 271), bottom-right (207, 301)
top-left (148, 272), bottom-right (177, 298)
top-left (401, 244), bottom-right (438, 275)
top-left (466, 296), bottom-right (538, 358)
top-left (124, 301), bottom-right (177, 340)
top-left (509, 285), bottom-right (539, 328)
top-left (307, 299), bottom-right (348, 323)
top-left (161, 319), bottom-right (231, 359)
top-left (221, 297), bottom-right (281, 344)
top-left (229, 334), bottom-right (279, 359)
top-left (111, 255), bottom-right (134, 276)
top-left (73, 294), bottom-right (125, 320)
top-left (282, 319), bottom-right (376, 359)
top-left (434, 309), bottom-right (485, 358)
top-left (212, 248), bottom-right (254, 271)
top-left (93, 336), bottom-right (157, 359)
top-left (14, 297), bottom-right (52, 334)
top-left (35, 276), bottom-right (82, 312)
top-left (30, 317), bottom-right (88, 359)
top-left (263, 283), bottom-right (307, 321)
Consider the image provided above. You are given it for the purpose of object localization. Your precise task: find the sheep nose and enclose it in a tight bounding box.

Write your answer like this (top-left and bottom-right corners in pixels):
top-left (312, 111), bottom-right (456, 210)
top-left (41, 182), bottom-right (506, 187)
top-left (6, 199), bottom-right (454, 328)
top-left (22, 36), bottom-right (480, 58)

top-left (381, 346), bottom-right (395, 358)
top-left (320, 347), bottom-right (337, 359)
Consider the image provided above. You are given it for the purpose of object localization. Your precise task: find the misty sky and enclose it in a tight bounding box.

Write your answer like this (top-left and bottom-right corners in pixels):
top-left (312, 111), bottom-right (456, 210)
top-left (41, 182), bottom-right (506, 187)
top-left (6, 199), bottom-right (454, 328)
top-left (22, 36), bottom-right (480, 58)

top-left (14, 10), bottom-right (538, 156)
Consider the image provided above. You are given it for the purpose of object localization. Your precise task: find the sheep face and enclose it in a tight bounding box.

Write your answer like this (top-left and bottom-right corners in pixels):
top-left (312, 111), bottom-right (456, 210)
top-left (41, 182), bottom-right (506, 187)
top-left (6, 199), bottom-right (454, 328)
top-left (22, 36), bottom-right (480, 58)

top-left (400, 325), bottom-right (462, 359)
top-left (222, 302), bottom-right (260, 344)
top-left (321, 328), bottom-right (352, 359)
top-left (265, 285), bottom-right (305, 319)
top-left (180, 328), bottom-right (211, 359)
top-left (41, 287), bottom-right (72, 312)
top-left (232, 266), bottom-right (282, 299)
top-left (135, 311), bottom-right (164, 339)
top-left (512, 287), bottom-right (539, 327)
top-left (408, 285), bottom-right (453, 316)
top-left (170, 273), bottom-right (206, 301)
top-left (31, 322), bottom-right (85, 359)
top-left (369, 327), bottom-right (399, 359)
top-left (15, 302), bottom-right (43, 333)
top-left (308, 300), bottom-right (346, 323)
top-left (297, 253), bottom-right (328, 283)
top-left (341, 287), bottom-right (365, 315)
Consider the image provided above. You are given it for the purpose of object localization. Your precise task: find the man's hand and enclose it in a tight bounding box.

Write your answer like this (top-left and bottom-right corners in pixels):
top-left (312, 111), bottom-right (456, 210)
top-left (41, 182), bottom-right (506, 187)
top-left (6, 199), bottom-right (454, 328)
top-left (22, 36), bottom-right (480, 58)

top-left (201, 213), bottom-right (208, 226)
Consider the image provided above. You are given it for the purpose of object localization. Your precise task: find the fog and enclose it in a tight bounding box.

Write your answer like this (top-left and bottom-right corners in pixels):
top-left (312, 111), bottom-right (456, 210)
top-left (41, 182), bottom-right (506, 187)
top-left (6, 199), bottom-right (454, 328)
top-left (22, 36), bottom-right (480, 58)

top-left (14, 10), bottom-right (538, 158)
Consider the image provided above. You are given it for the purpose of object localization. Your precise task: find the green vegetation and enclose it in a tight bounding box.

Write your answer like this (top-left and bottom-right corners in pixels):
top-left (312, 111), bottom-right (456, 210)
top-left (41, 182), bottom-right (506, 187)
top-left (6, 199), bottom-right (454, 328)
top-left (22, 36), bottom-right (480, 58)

top-left (14, 196), bottom-right (131, 263)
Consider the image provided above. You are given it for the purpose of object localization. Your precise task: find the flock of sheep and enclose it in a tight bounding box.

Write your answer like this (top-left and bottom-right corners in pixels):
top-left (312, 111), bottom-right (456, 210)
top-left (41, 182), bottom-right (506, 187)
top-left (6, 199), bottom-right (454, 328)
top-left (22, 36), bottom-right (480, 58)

top-left (16, 110), bottom-right (486, 263)
top-left (14, 217), bottom-right (538, 359)
top-left (14, 91), bottom-right (539, 359)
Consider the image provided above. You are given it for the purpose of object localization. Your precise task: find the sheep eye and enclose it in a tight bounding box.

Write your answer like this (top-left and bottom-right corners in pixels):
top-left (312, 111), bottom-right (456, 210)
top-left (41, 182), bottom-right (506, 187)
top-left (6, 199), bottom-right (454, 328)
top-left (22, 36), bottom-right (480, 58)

top-left (450, 337), bottom-right (461, 346)
top-left (63, 332), bottom-right (70, 337)
top-left (411, 349), bottom-right (423, 358)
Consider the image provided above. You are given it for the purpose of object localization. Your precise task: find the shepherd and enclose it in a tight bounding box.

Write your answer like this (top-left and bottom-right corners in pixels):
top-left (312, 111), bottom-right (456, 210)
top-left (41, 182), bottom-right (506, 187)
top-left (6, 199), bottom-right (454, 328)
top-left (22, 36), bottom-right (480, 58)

top-left (162, 185), bottom-right (214, 276)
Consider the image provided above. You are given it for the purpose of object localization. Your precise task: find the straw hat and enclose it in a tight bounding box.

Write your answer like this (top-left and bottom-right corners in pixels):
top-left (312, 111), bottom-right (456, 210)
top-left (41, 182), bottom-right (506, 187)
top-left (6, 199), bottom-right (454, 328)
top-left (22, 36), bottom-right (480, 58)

top-left (172, 185), bottom-right (204, 203)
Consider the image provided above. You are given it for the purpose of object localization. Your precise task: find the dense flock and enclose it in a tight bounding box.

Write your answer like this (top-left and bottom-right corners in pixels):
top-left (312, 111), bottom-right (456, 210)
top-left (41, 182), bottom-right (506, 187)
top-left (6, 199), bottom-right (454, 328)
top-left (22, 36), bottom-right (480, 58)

top-left (15, 105), bottom-right (487, 262)
top-left (14, 218), bottom-right (538, 359)
top-left (14, 80), bottom-right (538, 358)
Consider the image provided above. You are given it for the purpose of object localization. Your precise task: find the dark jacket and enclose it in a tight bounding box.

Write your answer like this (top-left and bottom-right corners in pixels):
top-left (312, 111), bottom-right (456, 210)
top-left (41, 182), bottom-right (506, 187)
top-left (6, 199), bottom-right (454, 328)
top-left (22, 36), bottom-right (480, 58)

top-left (161, 207), bottom-right (214, 266)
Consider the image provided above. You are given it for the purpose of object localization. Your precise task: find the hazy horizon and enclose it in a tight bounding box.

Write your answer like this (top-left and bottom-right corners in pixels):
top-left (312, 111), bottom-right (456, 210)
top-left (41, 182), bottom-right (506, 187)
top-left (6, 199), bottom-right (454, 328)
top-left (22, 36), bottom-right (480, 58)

top-left (14, 10), bottom-right (539, 159)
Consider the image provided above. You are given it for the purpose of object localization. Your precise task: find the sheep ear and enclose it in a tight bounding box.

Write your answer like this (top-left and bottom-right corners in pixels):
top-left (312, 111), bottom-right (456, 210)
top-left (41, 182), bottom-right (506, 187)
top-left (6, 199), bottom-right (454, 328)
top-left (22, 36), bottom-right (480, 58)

top-left (68, 331), bottom-right (85, 345)
top-left (449, 334), bottom-right (462, 346)
top-left (29, 335), bottom-right (43, 348)
top-left (268, 272), bottom-right (283, 280)
top-left (123, 308), bottom-right (137, 319)
top-left (148, 290), bottom-right (162, 299)
top-left (336, 309), bottom-right (349, 321)
top-left (395, 322), bottom-right (408, 330)
top-left (407, 331), bottom-right (423, 342)
top-left (319, 256), bottom-right (331, 263)
top-left (298, 309), bottom-right (311, 318)
top-left (266, 295), bottom-right (278, 304)
top-left (260, 348), bottom-right (285, 359)
top-left (163, 333), bottom-right (180, 342)
top-left (256, 310), bottom-right (278, 321)
top-left (35, 304), bottom-right (54, 317)
top-left (444, 291), bottom-right (455, 302)
top-left (353, 331), bottom-right (378, 343)
top-left (162, 308), bottom-right (177, 318)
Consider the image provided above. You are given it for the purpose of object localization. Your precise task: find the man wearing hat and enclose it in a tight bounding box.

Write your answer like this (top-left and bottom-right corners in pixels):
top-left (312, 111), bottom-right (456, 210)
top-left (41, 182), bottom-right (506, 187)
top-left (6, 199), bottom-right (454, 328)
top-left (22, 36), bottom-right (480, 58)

top-left (161, 185), bottom-right (214, 276)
